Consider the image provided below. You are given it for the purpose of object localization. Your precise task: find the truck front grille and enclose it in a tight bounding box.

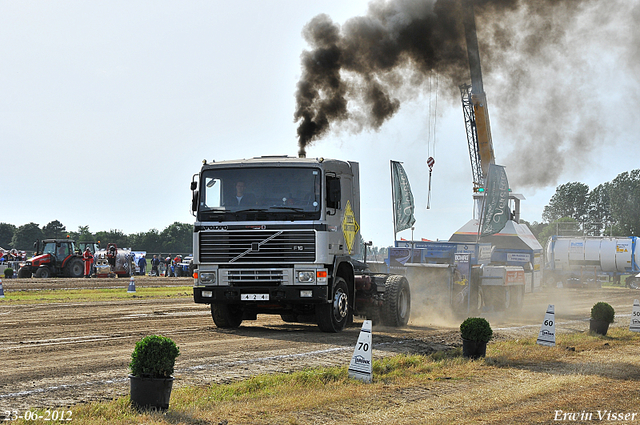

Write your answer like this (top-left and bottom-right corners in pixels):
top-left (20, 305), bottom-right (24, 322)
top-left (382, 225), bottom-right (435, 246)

top-left (199, 230), bottom-right (316, 264)
top-left (220, 269), bottom-right (290, 287)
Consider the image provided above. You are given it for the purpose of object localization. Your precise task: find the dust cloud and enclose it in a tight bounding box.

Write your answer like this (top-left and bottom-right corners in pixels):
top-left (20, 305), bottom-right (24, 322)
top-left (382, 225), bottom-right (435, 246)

top-left (405, 265), bottom-right (618, 331)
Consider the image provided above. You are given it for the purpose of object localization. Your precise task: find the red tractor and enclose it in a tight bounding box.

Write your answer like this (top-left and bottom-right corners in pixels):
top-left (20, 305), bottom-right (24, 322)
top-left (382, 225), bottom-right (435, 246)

top-left (17, 239), bottom-right (84, 278)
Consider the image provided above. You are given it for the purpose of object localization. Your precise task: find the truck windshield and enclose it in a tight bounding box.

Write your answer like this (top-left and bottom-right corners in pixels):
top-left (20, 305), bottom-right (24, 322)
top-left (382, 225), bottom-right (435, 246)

top-left (198, 167), bottom-right (322, 221)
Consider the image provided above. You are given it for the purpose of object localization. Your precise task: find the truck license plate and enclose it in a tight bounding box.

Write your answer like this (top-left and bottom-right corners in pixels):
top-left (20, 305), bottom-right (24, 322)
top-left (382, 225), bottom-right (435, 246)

top-left (241, 293), bottom-right (269, 301)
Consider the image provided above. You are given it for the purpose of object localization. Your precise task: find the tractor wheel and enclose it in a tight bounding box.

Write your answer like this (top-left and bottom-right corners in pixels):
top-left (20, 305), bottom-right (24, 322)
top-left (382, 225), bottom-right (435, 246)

top-left (316, 277), bottom-right (350, 333)
top-left (65, 258), bottom-right (84, 278)
top-left (381, 275), bottom-right (411, 327)
top-left (17, 267), bottom-right (32, 278)
top-left (35, 267), bottom-right (51, 278)
top-left (211, 303), bottom-right (243, 328)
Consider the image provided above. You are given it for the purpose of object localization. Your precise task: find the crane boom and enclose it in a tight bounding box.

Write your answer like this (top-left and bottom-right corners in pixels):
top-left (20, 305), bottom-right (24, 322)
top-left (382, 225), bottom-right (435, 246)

top-left (460, 0), bottom-right (495, 191)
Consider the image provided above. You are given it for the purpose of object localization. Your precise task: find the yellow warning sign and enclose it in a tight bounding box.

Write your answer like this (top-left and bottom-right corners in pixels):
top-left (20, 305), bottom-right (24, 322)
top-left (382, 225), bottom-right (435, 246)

top-left (342, 200), bottom-right (360, 254)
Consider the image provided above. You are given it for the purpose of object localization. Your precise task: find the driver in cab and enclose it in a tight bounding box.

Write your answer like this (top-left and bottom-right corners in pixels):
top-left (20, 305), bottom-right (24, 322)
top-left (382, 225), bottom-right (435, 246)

top-left (233, 181), bottom-right (256, 207)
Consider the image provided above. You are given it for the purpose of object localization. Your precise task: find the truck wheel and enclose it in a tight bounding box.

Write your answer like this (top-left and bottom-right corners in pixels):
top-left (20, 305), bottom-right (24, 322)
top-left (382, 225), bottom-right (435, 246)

top-left (316, 277), bottom-right (349, 333)
top-left (17, 267), bottom-right (32, 278)
top-left (35, 267), bottom-right (51, 278)
top-left (65, 258), bottom-right (84, 278)
top-left (382, 275), bottom-right (411, 327)
top-left (211, 303), bottom-right (243, 328)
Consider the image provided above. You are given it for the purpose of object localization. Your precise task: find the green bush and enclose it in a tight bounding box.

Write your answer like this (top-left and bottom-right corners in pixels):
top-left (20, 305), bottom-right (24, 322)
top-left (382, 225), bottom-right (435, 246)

top-left (591, 302), bottom-right (615, 323)
top-left (460, 317), bottom-right (493, 343)
top-left (4, 268), bottom-right (13, 278)
top-left (129, 335), bottom-right (180, 378)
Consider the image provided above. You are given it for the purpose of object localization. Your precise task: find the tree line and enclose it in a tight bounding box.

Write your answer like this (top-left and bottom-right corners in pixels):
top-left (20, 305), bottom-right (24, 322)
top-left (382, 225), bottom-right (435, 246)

top-left (2, 169), bottom-right (637, 254)
top-left (0, 221), bottom-right (193, 254)
top-left (522, 169), bottom-right (640, 244)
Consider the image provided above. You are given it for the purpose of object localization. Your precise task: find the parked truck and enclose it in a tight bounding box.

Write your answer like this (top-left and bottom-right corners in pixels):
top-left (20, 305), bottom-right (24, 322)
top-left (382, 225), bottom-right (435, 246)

top-left (545, 236), bottom-right (640, 287)
top-left (190, 155), bottom-right (411, 332)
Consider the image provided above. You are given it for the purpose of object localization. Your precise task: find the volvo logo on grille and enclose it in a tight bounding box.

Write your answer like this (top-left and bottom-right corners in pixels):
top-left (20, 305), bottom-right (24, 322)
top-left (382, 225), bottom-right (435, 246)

top-left (200, 225), bottom-right (228, 230)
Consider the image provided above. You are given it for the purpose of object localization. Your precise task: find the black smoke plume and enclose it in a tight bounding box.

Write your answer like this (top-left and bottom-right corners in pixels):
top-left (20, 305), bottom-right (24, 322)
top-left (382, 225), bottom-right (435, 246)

top-left (294, 0), bottom-right (637, 188)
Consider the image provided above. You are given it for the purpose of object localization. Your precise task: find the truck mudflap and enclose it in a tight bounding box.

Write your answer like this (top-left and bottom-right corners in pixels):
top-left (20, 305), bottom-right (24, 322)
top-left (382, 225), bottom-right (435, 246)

top-left (194, 285), bottom-right (328, 304)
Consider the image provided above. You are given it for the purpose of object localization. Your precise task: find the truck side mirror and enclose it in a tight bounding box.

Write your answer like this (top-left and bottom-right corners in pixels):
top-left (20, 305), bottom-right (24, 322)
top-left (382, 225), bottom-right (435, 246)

top-left (190, 181), bottom-right (197, 191)
top-left (192, 191), bottom-right (199, 212)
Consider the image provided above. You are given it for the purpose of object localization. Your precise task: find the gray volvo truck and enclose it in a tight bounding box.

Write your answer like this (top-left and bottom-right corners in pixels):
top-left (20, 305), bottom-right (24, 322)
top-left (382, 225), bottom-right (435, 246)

top-left (190, 155), bottom-right (410, 332)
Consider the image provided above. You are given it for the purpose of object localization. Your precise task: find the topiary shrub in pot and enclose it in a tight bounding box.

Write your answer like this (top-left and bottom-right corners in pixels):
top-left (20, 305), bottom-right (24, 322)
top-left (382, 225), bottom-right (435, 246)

top-left (129, 335), bottom-right (180, 411)
top-left (589, 302), bottom-right (615, 336)
top-left (460, 317), bottom-right (493, 359)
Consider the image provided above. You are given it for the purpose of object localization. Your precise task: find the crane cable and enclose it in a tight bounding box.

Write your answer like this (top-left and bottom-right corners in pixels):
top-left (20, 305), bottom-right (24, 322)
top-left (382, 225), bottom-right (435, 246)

top-left (426, 72), bottom-right (438, 209)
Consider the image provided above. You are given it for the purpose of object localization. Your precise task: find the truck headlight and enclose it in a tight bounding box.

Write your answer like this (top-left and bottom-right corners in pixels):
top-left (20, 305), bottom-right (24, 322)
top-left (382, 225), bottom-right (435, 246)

top-left (297, 270), bottom-right (315, 283)
top-left (199, 272), bottom-right (217, 285)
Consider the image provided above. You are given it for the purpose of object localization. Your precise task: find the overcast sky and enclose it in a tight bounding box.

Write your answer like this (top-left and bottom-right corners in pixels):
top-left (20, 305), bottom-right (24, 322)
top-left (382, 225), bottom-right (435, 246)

top-left (1, 0), bottom-right (638, 247)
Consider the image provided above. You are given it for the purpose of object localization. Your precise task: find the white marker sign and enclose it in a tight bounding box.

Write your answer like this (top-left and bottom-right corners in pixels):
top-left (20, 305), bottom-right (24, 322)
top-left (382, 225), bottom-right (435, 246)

top-left (127, 276), bottom-right (136, 293)
top-left (629, 299), bottom-right (640, 333)
top-left (348, 320), bottom-right (373, 383)
top-left (537, 304), bottom-right (556, 347)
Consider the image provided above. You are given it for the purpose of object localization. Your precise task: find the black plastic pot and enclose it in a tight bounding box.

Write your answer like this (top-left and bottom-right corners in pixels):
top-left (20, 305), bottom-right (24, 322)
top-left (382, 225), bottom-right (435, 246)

top-left (462, 338), bottom-right (487, 359)
top-left (129, 375), bottom-right (174, 411)
top-left (589, 319), bottom-right (610, 336)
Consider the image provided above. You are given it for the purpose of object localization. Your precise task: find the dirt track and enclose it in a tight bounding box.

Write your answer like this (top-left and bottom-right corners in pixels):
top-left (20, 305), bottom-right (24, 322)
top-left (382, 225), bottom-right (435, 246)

top-left (0, 277), bottom-right (638, 410)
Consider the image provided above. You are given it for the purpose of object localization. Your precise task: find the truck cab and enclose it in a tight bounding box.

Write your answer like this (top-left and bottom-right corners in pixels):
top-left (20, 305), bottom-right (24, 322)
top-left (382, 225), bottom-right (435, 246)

top-left (191, 156), bottom-right (410, 332)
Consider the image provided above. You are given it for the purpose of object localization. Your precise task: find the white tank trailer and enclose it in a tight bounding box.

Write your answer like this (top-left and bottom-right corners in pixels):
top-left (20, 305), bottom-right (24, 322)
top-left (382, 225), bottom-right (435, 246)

top-left (545, 236), bottom-right (640, 287)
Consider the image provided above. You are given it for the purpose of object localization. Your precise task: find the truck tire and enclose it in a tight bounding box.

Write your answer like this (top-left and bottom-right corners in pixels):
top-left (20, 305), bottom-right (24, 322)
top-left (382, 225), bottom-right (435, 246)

top-left (316, 277), bottom-right (349, 333)
top-left (65, 258), bottom-right (84, 278)
top-left (35, 267), bottom-right (51, 278)
top-left (381, 275), bottom-right (411, 327)
top-left (211, 303), bottom-right (243, 328)
top-left (17, 267), bottom-right (32, 278)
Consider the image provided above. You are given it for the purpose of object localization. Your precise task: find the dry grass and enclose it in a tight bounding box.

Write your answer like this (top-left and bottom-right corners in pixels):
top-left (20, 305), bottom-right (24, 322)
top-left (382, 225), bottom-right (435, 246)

top-left (10, 327), bottom-right (640, 425)
top-left (0, 286), bottom-right (192, 303)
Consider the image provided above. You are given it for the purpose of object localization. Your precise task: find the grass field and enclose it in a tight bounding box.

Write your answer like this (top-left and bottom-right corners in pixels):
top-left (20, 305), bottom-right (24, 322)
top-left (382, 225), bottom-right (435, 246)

top-left (0, 286), bottom-right (192, 303)
top-left (8, 326), bottom-right (640, 425)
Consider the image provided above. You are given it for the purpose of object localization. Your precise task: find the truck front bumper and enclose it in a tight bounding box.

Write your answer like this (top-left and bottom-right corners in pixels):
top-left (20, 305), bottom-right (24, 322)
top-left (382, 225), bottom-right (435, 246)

top-left (193, 285), bottom-right (328, 304)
